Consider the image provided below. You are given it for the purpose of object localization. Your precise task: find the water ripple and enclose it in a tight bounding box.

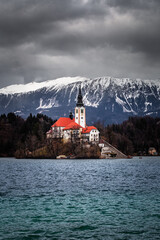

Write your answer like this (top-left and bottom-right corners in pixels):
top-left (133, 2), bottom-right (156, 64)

top-left (0, 157), bottom-right (160, 239)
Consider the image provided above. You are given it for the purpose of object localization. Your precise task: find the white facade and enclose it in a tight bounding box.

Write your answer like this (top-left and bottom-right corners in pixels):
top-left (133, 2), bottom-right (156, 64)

top-left (75, 106), bottom-right (86, 128)
top-left (63, 129), bottom-right (81, 142)
top-left (52, 126), bottom-right (64, 138)
top-left (89, 129), bottom-right (99, 142)
top-left (82, 129), bottom-right (99, 143)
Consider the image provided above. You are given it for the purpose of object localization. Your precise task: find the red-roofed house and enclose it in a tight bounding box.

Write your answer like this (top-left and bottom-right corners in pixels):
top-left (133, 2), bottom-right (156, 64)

top-left (51, 116), bottom-right (75, 138)
top-left (47, 87), bottom-right (99, 143)
top-left (52, 117), bottom-right (75, 128)
top-left (63, 122), bottom-right (83, 142)
top-left (82, 126), bottom-right (99, 142)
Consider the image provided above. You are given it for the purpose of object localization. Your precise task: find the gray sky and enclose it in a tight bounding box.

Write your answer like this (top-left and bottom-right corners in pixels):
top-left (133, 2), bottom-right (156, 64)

top-left (0, 0), bottom-right (160, 88)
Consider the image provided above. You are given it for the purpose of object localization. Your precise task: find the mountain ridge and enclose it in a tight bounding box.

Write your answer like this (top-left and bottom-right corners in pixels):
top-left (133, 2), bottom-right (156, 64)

top-left (0, 76), bottom-right (160, 124)
top-left (1, 76), bottom-right (160, 95)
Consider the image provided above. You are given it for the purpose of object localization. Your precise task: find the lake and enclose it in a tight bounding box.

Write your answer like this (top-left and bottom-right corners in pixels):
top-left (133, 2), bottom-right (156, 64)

top-left (0, 157), bottom-right (160, 239)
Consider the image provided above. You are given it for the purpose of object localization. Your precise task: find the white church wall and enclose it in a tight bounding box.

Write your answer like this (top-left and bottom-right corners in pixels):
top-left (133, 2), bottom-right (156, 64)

top-left (89, 129), bottom-right (99, 142)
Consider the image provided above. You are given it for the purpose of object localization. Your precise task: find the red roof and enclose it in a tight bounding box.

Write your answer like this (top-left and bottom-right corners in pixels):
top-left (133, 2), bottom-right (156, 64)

top-left (82, 126), bottom-right (97, 134)
top-left (63, 122), bottom-right (83, 130)
top-left (52, 117), bottom-right (75, 127)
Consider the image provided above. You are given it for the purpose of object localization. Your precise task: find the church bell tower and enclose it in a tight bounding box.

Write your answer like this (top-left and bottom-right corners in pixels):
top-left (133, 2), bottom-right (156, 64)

top-left (75, 86), bottom-right (86, 128)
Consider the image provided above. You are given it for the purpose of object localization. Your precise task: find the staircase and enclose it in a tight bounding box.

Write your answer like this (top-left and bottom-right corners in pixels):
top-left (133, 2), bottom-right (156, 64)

top-left (100, 139), bottom-right (127, 159)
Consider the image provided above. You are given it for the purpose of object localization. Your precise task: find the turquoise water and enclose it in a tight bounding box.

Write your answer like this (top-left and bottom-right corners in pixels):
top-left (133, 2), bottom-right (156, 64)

top-left (0, 157), bottom-right (160, 240)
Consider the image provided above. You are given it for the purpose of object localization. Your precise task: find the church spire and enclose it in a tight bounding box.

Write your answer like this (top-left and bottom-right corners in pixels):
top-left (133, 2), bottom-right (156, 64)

top-left (75, 85), bottom-right (86, 128)
top-left (76, 85), bottom-right (84, 107)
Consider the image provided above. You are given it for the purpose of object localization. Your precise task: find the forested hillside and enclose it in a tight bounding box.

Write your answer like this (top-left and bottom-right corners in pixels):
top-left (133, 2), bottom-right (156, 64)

top-left (0, 113), bottom-right (54, 157)
top-left (0, 113), bottom-right (159, 157)
top-left (96, 116), bottom-right (160, 155)
top-left (0, 113), bottom-right (100, 158)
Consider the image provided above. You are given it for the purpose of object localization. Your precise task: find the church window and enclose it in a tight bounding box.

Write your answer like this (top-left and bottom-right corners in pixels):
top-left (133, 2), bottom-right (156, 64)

top-left (81, 109), bottom-right (83, 113)
top-left (81, 117), bottom-right (83, 119)
top-left (76, 109), bottom-right (78, 113)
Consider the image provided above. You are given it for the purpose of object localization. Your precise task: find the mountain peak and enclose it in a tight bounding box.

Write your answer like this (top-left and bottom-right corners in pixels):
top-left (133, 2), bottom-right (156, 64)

top-left (0, 76), bottom-right (88, 95)
top-left (0, 76), bottom-right (160, 124)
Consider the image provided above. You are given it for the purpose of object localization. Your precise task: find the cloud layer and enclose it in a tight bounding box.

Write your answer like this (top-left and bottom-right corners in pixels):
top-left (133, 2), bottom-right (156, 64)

top-left (0, 0), bottom-right (160, 87)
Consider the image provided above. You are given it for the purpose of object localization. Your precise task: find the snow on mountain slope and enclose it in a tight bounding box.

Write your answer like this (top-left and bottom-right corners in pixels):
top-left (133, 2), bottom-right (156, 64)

top-left (0, 76), bottom-right (160, 124)
top-left (0, 76), bottom-right (88, 95)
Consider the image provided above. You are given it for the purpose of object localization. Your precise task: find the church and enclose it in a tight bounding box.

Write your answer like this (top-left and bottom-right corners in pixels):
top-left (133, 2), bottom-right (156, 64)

top-left (46, 86), bottom-right (99, 143)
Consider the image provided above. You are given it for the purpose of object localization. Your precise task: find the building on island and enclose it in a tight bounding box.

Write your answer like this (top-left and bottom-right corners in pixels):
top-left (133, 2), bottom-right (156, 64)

top-left (75, 86), bottom-right (86, 128)
top-left (46, 86), bottom-right (99, 143)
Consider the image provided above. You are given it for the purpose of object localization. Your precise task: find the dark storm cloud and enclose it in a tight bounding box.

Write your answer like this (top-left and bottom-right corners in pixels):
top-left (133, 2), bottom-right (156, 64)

top-left (105, 0), bottom-right (160, 60)
top-left (35, 0), bottom-right (160, 61)
top-left (106, 0), bottom-right (160, 10)
top-left (0, 0), bottom-right (105, 47)
top-left (0, 0), bottom-right (160, 88)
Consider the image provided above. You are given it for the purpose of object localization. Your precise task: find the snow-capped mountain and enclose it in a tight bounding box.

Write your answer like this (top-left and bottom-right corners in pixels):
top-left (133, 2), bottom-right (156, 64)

top-left (0, 76), bottom-right (160, 124)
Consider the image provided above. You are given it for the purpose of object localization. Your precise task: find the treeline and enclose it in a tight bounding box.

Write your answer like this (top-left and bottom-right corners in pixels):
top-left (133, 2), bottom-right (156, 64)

top-left (0, 113), bottom-right (100, 159)
top-left (0, 113), bottom-right (159, 158)
top-left (95, 116), bottom-right (160, 155)
top-left (0, 113), bottom-right (54, 157)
